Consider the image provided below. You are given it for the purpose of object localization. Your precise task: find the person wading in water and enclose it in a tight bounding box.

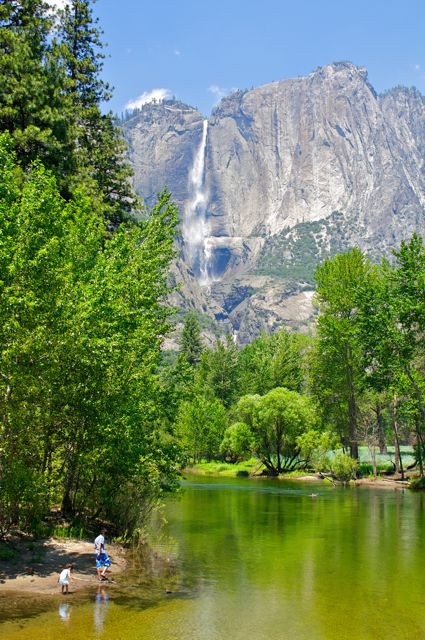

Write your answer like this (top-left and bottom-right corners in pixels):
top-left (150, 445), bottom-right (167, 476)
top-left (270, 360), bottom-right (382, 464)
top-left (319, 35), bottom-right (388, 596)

top-left (94, 529), bottom-right (110, 581)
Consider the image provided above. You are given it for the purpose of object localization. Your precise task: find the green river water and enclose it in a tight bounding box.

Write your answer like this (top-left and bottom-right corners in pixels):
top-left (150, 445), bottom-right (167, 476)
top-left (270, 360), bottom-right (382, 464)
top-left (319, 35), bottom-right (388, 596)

top-left (1, 475), bottom-right (425, 640)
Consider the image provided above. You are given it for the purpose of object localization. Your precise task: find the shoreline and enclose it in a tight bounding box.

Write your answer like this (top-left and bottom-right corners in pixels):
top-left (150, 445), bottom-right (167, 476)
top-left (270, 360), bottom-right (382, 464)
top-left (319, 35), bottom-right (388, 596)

top-left (0, 537), bottom-right (127, 598)
top-left (183, 466), bottom-right (410, 490)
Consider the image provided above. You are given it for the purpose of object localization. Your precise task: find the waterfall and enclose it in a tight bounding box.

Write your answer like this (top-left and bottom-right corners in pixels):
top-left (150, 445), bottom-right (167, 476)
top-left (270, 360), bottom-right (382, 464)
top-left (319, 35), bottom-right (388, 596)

top-left (183, 119), bottom-right (212, 285)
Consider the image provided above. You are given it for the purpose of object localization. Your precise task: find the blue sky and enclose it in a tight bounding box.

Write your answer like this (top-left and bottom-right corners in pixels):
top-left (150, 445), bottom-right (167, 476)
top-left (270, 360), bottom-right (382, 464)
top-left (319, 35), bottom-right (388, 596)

top-left (88, 0), bottom-right (424, 115)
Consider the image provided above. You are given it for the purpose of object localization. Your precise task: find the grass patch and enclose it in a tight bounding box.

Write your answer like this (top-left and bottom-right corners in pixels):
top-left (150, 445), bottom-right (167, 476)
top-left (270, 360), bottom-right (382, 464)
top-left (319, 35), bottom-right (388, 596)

top-left (52, 524), bottom-right (87, 540)
top-left (358, 446), bottom-right (415, 467)
top-left (358, 462), bottom-right (394, 477)
top-left (185, 459), bottom-right (261, 477)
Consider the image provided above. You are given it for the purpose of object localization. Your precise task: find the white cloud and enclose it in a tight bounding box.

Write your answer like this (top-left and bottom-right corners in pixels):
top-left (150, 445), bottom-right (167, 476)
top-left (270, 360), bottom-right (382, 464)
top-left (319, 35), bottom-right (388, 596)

top-left (414, 64), bottom-right (421, 71)
top-left (125, 88), bottom-right (172, 111)
top-left (174, 49), bottom-right (181, 57)
top-left (208, 85), bottom-right (237, 104)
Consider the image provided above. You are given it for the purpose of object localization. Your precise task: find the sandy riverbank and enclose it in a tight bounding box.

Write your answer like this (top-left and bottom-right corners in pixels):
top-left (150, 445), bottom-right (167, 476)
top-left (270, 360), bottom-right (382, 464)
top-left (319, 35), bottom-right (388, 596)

top-left (0, 538), bottom-right (127, 596)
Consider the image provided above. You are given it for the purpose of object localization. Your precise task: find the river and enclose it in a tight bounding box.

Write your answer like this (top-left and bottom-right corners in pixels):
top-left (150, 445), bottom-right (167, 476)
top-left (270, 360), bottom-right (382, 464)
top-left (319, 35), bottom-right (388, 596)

top-left (1, 475), bottom-right (425, 639)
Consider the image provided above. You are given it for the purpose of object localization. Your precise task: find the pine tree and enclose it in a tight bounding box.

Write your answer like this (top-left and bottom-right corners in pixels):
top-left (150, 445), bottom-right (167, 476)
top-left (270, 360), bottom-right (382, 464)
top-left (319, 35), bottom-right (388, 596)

top-left (0, 0), bottom-right (137, 223)
top-left (201, 335), bottom-right (240, 408)
top-left (0, 0), bottom-right (73, 175)
top-left (180, 314), bottom-right (204, 366)
top-left (55, 0), bottom-right (137, 224)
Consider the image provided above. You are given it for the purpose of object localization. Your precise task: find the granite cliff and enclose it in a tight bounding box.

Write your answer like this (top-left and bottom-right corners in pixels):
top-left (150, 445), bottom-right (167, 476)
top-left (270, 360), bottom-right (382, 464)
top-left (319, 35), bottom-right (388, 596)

top-left (122, 62), bottom-right (425, 343)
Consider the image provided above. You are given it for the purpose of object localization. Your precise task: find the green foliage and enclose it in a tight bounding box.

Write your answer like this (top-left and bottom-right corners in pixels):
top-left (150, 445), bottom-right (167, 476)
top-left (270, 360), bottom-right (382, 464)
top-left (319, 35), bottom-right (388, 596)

top-left (311, 248), bottom-right (373, 458)
top-left (358, 462), bottom-right (393, 477)
top-left (0, 542), bottom-right (18, 561)
top-left (199, 335), bottom-right (240, 408)
top-left (236, 388), bottom-right (316, 474)
top-left (0, 456), bottom-right (48, 538)
top-left (107, 441), bottom-right (181, 537)
top-left (180, 314), bottom-right (204, 366)
top-left (296, 430), bottom-right (340, 472)
top-left (186, 459), bottom-right (259, 477)
top-left (354, 235), bottom-right (425, 476)
top-left (52, 525), bottom-right (86, 540)
top-left (176, 396), bottom-right (228, 462)
top-left (239, 329), bottom-right (306, 396)
top-left (220, 422), bottom-right (254, 462)
top-left (331, 452), bottom-right (358, 482)
top-left (0, 0), bottom-right (73, 174)
top-left (410, 476), bottom-right (425, 492)
top-left (357, 236), bottom-right (425, 416)
top-left (0, 135), bottom-right (180, 535)
top-left (0, 0), bottom-right (137, 224)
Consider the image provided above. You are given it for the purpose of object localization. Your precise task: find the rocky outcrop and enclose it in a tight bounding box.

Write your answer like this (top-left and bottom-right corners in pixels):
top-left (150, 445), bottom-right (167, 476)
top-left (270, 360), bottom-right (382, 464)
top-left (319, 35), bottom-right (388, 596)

top-left (124, 100), bottom-right (204, 207)
top-left (122, 63), bottom-right (425, 344)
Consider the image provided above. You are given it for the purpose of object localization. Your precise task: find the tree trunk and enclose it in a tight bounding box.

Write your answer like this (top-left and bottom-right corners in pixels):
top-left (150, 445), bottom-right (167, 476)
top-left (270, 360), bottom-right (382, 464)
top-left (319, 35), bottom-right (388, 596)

top-left (376, 403), bottom-right (387, 454)
top-left (276, 423), bottom-right (282, 474)
top-left (415, 421), bottom-right (424, 477)
top-left (61, 490), bottom-right (74, 519)
top-left (350, 440), bottom-right (359, 460)
top-left (391, 396), bottom-right (404, 480)
top-left (371, 447), bottom-right (377, 479)
top-left (345, 346), bottom-right (358, 459)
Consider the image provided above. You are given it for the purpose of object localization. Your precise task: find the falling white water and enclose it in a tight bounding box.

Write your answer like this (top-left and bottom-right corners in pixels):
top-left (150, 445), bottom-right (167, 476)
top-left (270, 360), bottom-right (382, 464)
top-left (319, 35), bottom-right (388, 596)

top-left (183, 119), bottom-right (212, 285)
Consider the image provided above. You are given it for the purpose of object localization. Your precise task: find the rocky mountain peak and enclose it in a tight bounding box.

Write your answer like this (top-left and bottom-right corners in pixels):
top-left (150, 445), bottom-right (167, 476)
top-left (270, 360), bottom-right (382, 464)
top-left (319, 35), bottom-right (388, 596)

top-left (122, 64), bottom-right (425, 344)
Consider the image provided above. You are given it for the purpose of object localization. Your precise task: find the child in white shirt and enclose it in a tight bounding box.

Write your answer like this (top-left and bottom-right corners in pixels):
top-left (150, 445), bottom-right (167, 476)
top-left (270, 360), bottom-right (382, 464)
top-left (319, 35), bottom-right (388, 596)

top-left (58, 563), bottom-right (73, 594)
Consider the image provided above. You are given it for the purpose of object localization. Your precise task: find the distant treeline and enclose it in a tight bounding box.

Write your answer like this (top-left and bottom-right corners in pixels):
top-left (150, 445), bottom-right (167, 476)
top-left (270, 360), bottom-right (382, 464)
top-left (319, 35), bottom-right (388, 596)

top-left (166, 236), bottom-right (424, 484)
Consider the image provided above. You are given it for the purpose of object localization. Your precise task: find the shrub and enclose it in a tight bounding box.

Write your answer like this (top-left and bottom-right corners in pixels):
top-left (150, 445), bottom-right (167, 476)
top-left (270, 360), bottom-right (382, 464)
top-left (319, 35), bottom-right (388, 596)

top-left (296, 430), bottom-right (340, 472)
top-left (331, 452), bottom-right (358, 483)
top-left (220, 422), bottom-right (254, 463)
top-left (0, 459), bottom-right (49, 538)
top-left (410, 476), bottom-right (425, 492)
top-left (0, 543), bottom-right (18, 561)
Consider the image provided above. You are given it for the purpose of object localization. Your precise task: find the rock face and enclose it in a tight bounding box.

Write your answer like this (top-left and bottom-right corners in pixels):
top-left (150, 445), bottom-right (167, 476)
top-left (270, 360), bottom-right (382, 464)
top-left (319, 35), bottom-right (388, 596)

top-left (124, 100), bottom-right (204, 207)
top-left (122, 63), bottom-right (425, 343)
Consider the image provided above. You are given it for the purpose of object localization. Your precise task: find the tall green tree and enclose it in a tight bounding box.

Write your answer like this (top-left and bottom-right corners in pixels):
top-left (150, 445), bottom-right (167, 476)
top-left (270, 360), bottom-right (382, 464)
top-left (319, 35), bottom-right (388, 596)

top-left (200, 335), bottom-right (240, 408)
top-left (0, 0), bottom-right (136, 223)
top-left (180, 314), bottom-right (204, 366)
top-left (356, 235), bottom-right (425, 474)
top-left (176, 396), bottom-right (228, 463)
top-left (0, 134), bottom-right (179, 531)
top-left (239, 329), bottom-right (306, 396)
top-left (236, 388), bottom-right (316, 474)
top-left (0, 0), bottom-right (72, 174)
top-left (55, 0), bottom-right (136, 223)
top-left (312, 248), bottom-right (372, 458)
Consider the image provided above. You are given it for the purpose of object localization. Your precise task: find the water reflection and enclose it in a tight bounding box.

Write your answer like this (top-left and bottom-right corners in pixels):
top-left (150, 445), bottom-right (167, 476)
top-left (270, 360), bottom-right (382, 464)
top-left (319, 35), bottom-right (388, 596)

top-left (157, 477), bottom-right (425, 639)
top-left (2, 478), bottom-right (425, 640)
top-left (93, 586), bottom-right (110, 634)
top-left (58, 602), bottom-right (71, 623)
